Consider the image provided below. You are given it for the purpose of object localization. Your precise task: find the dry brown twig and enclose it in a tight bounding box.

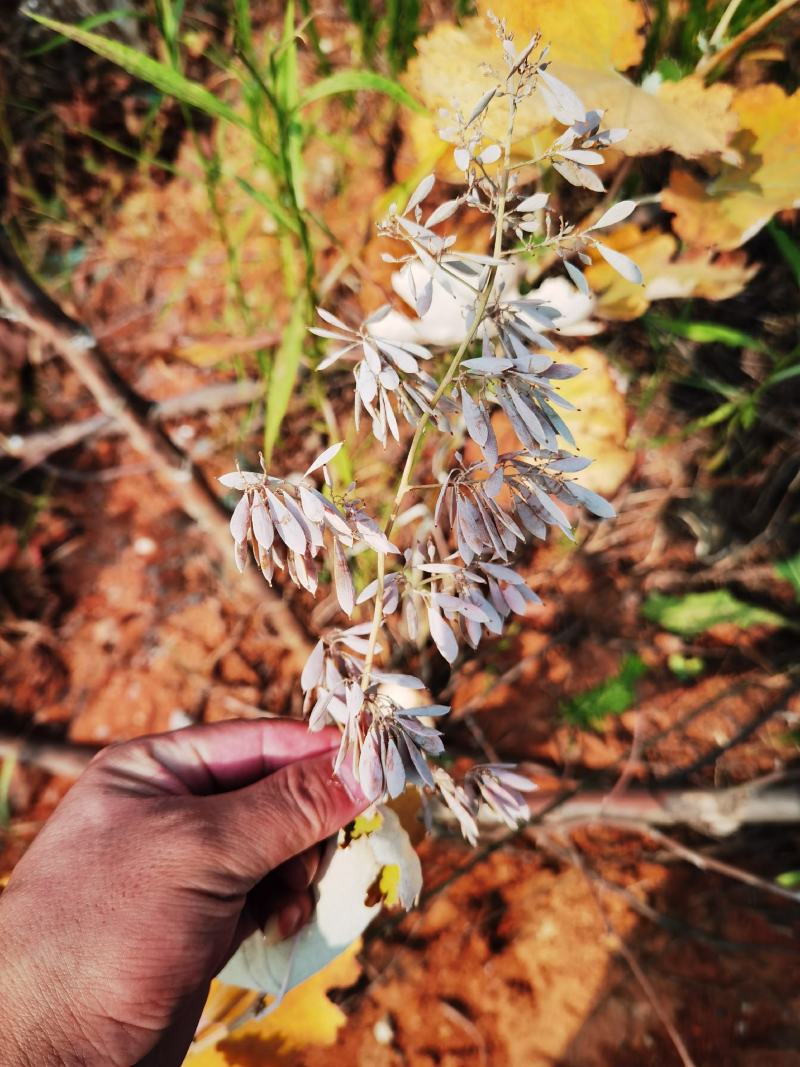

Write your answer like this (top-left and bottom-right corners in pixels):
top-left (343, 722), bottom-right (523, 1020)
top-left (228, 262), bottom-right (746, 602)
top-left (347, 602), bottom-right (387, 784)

top-left (0, 380), bottom-right (267, 473)
top-left (0, 230), bottom-right (311, 662)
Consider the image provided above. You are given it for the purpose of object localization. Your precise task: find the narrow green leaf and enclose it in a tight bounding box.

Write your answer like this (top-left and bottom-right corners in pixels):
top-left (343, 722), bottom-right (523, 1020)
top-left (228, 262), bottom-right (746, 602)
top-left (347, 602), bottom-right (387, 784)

top-left (26, 13), bottom-right (246, 130)
top-left (642, 590), bottom-right (789, 636)
top-left (650, 315), bottom-right (770, 353)
top-left (690, 400), bottom-right (739, 430)
top-left (232, 0), bottom-right (254, 55)
top-left (155, 0), bottom-right (181, 61)
top-left (765, 363), bottom-right (800, 388)
top-left (298, 69), bottom-right (427, 114)
top-left (0, 751), bottom-right (16, 827)
top-left (25, 9), bottom-right (139, 56)
top-left (264, 296), bottom-right (307, 463)
top-left (236, 177), bottom-right (300, 236)
top-left (560, 655), bottom-right (647, 730)
top-left (768, 221), bottom-right (800, 288)
top-left (775, 552), bottom-right (800, 602)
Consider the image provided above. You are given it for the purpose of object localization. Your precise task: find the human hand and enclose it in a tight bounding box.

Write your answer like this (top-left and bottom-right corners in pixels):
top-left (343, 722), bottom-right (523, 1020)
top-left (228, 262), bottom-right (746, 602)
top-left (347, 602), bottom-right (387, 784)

top-left (0, 719), bottom-right (368, 1066)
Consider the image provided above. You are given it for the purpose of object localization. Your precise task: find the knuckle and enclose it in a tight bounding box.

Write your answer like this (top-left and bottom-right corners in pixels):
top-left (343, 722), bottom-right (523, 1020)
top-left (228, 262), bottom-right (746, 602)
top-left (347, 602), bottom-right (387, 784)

top-left (281, 761), bottom-right (335, 838)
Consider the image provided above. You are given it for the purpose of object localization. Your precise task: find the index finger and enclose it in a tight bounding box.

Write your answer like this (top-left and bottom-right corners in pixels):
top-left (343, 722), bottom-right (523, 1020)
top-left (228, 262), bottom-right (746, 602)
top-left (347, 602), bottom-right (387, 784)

top-left (97, 719), bottom-right (341, 796)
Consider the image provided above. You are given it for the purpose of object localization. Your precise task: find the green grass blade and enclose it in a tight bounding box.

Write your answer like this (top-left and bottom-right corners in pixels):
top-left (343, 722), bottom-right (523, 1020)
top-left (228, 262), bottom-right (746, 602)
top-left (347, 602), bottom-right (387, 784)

top-left (649, 315), bottom-right (770, 353)
top-left (298, 69), bottom-right (427, 113)
top-left (155, 0), bottom-right (181, 62)
top-left (26, 13), bottom-right (247, 130)
top-left (264, 296), bottom-right (307, 463)
top-left (642, 590), bottom-right (790, 636)
top-left (232, 0), bottom-right (254, 55)
top-left (768, 221), bottom-right (800, 288)
top-left (0, 751), bottom-right (16, 827)
top-left (25, 9), bottom-right (139, 56)
top-left (236, 177), bottom-right (300, 236)
top-left (765, 363), bottom-right (800, 388)
top-left (775, 553), bottom-right (800, 602)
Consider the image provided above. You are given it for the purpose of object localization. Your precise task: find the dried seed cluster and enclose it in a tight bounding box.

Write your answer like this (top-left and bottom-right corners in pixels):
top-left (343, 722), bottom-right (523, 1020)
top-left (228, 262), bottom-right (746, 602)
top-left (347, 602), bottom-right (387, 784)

top-left (223, 17), bottom-right (638, 844)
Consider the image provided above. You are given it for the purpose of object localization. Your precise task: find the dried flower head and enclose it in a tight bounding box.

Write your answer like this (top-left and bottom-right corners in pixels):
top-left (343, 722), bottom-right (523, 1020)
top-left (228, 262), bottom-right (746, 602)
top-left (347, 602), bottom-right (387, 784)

top-left (226, 22), bottom-right (630, 856)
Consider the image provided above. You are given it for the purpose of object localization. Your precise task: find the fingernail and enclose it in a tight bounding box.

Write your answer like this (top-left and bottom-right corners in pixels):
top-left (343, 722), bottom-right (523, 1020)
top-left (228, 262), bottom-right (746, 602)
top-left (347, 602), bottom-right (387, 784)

top-left (278, 901), bottom-right (305, 940)
top-left (333, 755), bottom-right (370, 806)
top-left (283, 853), bottom-right (315, 892)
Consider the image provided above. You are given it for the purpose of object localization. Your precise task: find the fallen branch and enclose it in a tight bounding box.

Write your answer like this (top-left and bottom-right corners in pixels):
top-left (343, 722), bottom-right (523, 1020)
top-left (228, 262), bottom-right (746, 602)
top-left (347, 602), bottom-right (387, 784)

top-left (1, 380), bottom-right (265, 473)
top-left (434, 779), bottom-right (800, 836)
top-left (0, 230), bottom-right (311, 660)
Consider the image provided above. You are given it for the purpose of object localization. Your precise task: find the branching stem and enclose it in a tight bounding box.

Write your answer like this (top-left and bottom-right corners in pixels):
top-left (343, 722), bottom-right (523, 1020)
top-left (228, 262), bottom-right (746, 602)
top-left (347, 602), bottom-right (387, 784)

top-left (360, 93), bottom-right (518, 686)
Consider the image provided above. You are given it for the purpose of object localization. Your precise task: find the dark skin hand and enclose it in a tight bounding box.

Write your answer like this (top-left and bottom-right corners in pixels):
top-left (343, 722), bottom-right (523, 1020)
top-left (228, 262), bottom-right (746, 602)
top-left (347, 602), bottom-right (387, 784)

top-left (0, 719), bottom-right (369, 1066)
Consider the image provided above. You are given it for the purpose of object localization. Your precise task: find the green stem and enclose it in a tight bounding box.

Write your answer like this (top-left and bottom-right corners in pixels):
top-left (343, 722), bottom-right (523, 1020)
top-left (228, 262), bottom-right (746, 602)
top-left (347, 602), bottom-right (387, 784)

top-left (360, 94), bottom-right (517, 686)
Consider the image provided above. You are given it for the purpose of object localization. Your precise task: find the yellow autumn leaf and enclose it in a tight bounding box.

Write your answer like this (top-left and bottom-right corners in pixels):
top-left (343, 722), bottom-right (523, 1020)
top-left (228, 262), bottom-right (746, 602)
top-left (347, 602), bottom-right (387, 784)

top-left (185, 940), bottom-right (362, 1066)
top-left (552, 68), bottom-right (739, 159)
top-left (402, 18), bottom-right (738, 181)
top-left (480, 0), bottom-right (645, 70)
top-left (585, 224), bottom-right (758, 320)
top-left (557, 347), bottom-right (635, 497)
top-left (663, 84), bottom-right (800, 251)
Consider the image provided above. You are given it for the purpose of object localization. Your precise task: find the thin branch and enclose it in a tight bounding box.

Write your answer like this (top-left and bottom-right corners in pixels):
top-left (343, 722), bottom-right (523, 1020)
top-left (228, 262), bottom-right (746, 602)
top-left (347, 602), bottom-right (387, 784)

top-left (630, 822), bottom-right (800, 906)
top-left (0, 230), bottom-right (311, 661)
top-left (695, 0), bottom-right (800, 77)
top-left (2, 379), bottom-right (265, 472)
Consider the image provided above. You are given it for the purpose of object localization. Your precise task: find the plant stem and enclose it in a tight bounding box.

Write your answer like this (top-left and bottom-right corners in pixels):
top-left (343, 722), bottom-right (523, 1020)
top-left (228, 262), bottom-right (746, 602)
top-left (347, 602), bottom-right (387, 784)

top-left (360, 94), bottom-right (517, 686)
top-left (695, 0), bottom-right (800, 77)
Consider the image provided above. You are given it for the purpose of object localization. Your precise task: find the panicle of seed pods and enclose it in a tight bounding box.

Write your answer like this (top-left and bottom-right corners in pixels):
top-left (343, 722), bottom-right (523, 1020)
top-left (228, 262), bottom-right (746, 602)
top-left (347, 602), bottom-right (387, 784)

top-left (219, 443), bottom-right (401, 616)
top-left (310, 305), bottom-right (461, 446)
top-left (320, 686), bottom-right (450, 801)
top-left (224, 20), bottom-right (636, 848)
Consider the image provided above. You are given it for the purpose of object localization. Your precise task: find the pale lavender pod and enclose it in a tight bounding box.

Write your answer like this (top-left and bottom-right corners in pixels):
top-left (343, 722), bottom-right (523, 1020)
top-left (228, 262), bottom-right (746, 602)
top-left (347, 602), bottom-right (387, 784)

top-left (427, 603), bottom-right (458, 664)
top-left (332, 538), bottom-right (355, 617)
top-left (230, 494), bottom-right (251, 544)
top-left (250, 492), bottom-right (274, 550)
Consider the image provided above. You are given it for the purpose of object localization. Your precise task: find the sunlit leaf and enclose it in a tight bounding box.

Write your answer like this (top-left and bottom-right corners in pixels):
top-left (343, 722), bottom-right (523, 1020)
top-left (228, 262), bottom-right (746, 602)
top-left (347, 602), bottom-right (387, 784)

top-left (642, 590), bottom-right (790, 636)
top-left (403, 17), bottom-right (739, 179)
top-left (482, 0), bottom-right (645, 70)
top-left (663, 85), bottom-right (800, 251)
top-left (553, 346), bottom-right (635, 497)
top-left (585, 224), bottom-right (757, 320)
top-left (186, 941), bottom-right (362, 1065)
top-left (219, 808), bottom-right (419, 994)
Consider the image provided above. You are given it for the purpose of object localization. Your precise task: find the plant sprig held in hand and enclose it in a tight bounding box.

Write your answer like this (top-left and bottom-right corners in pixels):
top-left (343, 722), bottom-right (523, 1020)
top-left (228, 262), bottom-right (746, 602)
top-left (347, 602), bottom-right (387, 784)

top-left (221, 16), bottom-right (639, 849)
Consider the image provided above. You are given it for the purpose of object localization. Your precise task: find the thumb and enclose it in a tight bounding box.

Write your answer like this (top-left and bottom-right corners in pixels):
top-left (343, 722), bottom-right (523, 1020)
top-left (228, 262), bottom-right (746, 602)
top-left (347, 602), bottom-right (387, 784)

top-left (208, 748), bottom-right (370, 890)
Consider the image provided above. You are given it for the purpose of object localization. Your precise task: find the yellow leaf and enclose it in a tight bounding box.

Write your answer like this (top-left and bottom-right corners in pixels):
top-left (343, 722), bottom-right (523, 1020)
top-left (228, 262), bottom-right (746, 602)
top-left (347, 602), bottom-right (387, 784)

top-left (402, 19), bottom-right (738, 178)
top-left (479, 0), bottom-right (645, 70)
top-left (663, 85), bottom-right (800, 250)
top-left (185, 941), bottom-right (362, 1066)
top-left (585, 224), bottom-right (757, 320)
top-left (378, 863), bottom-right (402, 907)
top-left (551, 67), bottom-right (739, 159)
top-left (348, 809), bottom-right (384, 839)
top-left (556, 347), bottom-right (635, 497)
